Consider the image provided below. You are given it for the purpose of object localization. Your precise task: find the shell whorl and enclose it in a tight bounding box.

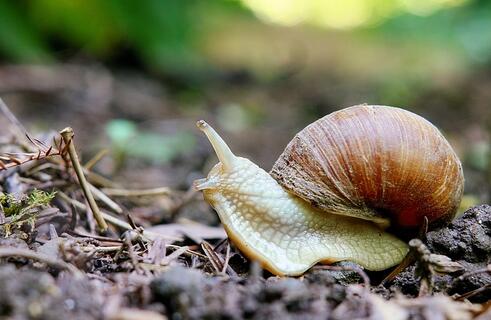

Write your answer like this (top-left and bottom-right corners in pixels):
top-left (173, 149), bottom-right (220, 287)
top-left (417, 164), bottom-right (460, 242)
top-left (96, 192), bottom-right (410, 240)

top-left (270, 104), bottom-right (464, 231)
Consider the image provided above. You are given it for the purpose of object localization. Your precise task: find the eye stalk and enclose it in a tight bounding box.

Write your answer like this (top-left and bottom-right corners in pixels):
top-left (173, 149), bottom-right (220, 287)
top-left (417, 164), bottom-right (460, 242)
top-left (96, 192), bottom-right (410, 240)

top-left (196, 120), bottom-right (237, 172)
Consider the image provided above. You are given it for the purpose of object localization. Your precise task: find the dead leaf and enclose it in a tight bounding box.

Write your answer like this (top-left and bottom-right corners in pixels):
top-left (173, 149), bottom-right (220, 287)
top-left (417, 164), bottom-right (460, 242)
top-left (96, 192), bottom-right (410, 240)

top-left (429, 254), bottom-right (465, 274)
top-left (145, 237), bottom-right (166, 264)
top-left (37, 237), bottom-right (65, 258)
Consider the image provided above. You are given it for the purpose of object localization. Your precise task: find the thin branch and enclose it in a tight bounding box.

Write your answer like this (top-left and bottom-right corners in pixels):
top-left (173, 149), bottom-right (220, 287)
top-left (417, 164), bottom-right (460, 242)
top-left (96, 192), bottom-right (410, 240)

top-left (201, 241), bottom-right (225, 274)
top-left (84, 149), bottom-right (109, 171)
top-left (60, 127), bottom-right (108, 231)
top-left (221, 242), bottom-right (231, 274)
top-left (0, 247), bottom-right (82, 276)
top-left (454, 284), bottom-right (491, 301)
top-left (0, 97), bottom-right (28, 139)
top-left (0, 149), bottom-right (63, 171)
top-left (89, 183), bottom-right (123, 214)
top-left (381, 251), bottom-right (415, 286)
top-left (456, 265), bottom-right (491, 281)
top-left (57, 191), bottom-right (179, 242)
top-left (101, 187), bottom-right (172, 197)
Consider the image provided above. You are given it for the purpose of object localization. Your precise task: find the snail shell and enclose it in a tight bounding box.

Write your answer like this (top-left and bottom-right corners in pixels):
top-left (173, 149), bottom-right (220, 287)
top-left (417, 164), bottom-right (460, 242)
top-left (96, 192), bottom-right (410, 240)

top-left (271, 104), bottom-right (464, 232)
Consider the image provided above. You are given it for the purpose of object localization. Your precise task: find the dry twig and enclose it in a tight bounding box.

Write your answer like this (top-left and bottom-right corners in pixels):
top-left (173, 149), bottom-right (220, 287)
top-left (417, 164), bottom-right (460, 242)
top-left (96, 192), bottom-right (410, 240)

top-left (0, 97), bottom-right (27, 139)
top-left (201, 241), bottom-right (225, 274)
top-left (0, 247), bottom-right (82, 276)
top-left (60, 127), bottom-right (108, 231)
top-left (101, 187), bottom-right (172, 197)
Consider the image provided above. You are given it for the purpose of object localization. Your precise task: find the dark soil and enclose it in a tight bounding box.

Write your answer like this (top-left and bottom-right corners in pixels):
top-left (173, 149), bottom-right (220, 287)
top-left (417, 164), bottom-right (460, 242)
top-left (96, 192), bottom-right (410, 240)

top-left (388, 205), bottom-right (491, 303)
top-left (148, 205), bottom-right (491, 319)
top-left (151, 266), bottom-right (351, 320)
top-left (427, 205), bottom-right (491, 264)
top-left (1, 205), bottom-right (489, 319)
top-left (0, 265), bottom-right (101, 320)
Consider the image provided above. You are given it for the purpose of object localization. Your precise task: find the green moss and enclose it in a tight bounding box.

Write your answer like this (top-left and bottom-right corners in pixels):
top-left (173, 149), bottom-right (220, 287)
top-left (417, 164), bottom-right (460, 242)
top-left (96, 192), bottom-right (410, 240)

top-left (0, 189), bottom-right (56, 236)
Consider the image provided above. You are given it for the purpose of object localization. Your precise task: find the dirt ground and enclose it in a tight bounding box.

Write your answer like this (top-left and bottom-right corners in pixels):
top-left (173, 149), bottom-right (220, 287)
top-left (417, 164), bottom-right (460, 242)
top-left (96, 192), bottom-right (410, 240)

top-left (0, 205), bottom-right (489, 319)
top-left (0, 65), bottom-right (490, 319)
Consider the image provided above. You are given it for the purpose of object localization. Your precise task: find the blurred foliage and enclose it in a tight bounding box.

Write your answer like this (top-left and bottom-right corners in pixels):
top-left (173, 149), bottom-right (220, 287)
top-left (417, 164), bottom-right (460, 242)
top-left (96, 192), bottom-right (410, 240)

top-left (0, 0), bottom-right (491, 74)
top-left (0, 1), bottom-right (52, 62)
top-left (376, 0), bottom-right (491, 64)
top-left (0, 0), bottom-right (245, 74)
top-left (465, 142), bottom-right (490, 171)
top-left (106, 119), bottom-right (196, 167)
top-left (458, 194), bottom-right (481, 214)
top-left (241, 0), bottom-right (467, 29)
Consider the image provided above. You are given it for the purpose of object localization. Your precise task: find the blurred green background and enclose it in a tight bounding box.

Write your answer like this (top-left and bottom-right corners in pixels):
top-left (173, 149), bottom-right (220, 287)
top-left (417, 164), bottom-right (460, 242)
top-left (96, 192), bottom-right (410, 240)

top-left (0, 0), bottom-right (489, 207)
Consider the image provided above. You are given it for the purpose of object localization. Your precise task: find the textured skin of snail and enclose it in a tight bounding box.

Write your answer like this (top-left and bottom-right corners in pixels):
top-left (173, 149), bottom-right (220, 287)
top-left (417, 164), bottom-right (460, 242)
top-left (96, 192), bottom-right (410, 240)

top-left (199, 158), bottom-right (408, 276)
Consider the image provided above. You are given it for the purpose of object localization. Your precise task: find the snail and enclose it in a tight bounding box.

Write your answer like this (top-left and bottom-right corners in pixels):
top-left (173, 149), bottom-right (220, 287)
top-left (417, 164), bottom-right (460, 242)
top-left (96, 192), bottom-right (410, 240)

top-left (194, 104), bottom-right (464, 276)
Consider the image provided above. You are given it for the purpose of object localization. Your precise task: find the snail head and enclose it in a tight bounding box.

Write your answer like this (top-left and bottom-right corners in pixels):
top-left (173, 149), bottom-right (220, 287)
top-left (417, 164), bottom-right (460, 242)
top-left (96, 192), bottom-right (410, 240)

top-left (193, 120), bottom-right (259, 197)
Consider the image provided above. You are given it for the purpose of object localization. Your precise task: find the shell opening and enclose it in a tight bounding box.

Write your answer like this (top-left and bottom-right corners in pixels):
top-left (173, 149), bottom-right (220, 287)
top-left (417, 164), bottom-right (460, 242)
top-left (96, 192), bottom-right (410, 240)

top-left (196, 120), bottom-right (237, 172)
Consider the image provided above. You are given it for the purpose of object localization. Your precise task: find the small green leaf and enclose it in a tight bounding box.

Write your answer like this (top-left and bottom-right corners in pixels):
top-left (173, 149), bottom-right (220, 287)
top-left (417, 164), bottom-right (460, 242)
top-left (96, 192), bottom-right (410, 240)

top-left (129, 131), bottom-right (196, 164)
top-left (106, 119), bottom-right (138, 147)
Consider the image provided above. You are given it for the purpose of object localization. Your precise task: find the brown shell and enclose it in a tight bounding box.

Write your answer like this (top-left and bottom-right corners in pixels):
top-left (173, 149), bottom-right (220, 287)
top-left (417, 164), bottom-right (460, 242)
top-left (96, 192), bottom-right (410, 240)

top-left (270, 105), bottom-right (464, 231)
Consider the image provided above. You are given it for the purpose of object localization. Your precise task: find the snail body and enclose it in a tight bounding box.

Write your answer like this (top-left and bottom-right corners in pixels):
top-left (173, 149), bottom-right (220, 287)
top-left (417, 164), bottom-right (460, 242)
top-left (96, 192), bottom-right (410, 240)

top-left (195, 105), bottom-right (464, 276)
